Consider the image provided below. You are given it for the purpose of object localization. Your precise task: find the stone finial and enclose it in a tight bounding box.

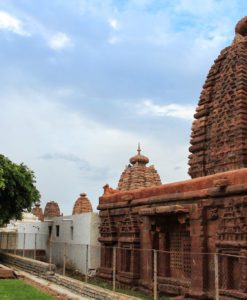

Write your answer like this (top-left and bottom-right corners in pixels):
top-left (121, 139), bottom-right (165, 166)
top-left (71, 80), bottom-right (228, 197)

top-left (235, 16), bottom-right (247, 36)
top-left (129, 143), bottom-right (149, 165)
top-left (72, 193), bottom-right (93, 215)
top-left (137, 142), bottom-right (141, 155)
top-left (44, 201), bottom-right (61, 218)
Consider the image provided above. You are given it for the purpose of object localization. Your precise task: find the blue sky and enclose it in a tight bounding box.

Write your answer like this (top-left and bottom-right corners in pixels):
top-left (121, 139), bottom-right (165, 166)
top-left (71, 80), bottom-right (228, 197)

top-left (0, 0), bottom-right (246, 214)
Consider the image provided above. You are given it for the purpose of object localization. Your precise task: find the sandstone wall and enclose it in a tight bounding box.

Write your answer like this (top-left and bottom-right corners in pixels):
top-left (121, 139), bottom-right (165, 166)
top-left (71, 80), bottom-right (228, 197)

top-left (0, 251), bottom-right (55, 274)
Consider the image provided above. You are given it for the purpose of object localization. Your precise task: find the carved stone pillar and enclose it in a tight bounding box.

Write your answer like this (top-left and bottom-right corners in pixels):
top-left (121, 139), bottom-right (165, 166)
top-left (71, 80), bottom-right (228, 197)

top-left (189, 203), bottom-right (206, 297)
top-left (140, 216), bottom-right (153, 288)
top-left (158, 231), bottom-right (166, 277)
top-left (240, 249), bottom-right (247, 293)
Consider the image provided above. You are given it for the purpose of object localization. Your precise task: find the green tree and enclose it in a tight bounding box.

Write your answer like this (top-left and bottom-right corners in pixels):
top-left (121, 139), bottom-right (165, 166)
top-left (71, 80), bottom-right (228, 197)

top-left (0, 154), bottom-right (40, 226)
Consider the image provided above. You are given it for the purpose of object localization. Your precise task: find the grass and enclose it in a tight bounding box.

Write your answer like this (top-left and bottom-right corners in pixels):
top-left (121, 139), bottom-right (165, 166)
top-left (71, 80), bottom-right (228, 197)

top-left (88, 277), bottom-right (170, 300)
top-left (0, 279), bottom-right (55, 300)
top-left (58, 268), bottom-right (170, 299)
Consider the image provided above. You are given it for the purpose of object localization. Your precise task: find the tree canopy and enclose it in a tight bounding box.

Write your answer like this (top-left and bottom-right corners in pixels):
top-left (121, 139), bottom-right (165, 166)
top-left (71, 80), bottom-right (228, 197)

top-left (0, 154), bottom-right (40, 226)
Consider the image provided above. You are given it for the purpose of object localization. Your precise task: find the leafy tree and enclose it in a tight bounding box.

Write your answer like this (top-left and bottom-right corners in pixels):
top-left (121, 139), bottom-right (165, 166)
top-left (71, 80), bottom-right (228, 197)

top-left (0, 154), bottom-right (40, 226)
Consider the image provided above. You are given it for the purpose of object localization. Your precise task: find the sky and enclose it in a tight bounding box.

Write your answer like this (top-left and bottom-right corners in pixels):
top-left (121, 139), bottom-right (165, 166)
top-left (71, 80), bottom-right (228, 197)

top-left (0, 0), bottom-right (246, 214)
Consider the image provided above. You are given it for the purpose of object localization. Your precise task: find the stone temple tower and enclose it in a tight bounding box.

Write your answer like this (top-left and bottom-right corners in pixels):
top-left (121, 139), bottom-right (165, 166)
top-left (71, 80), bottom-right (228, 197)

top-left (189, 16), bottom-right (247, 178)
top-left (118, 144), bottom-right (161, 190)
top-left (72, 193), bottom-right (93, 215)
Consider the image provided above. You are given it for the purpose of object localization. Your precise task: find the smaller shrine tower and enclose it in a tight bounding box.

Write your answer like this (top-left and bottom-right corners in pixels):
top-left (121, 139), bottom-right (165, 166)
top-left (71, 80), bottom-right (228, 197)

top-left (72, 193), bottom-right (93, 215)
top-left (31, 201), bottom-right (44, 221)
top-left (44, 201), bottom-right (61, 219)
top-left (118, 144), bottom-right (161, 190)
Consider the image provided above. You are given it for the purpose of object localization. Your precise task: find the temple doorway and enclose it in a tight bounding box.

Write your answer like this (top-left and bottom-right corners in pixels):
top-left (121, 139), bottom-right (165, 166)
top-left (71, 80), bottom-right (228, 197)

top-left (151, 214), bottom-right (191, 280)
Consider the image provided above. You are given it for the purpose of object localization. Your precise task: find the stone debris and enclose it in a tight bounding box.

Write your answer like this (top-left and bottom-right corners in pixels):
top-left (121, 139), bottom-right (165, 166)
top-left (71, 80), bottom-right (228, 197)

top-left (0, 264), bottom-right (17, 279)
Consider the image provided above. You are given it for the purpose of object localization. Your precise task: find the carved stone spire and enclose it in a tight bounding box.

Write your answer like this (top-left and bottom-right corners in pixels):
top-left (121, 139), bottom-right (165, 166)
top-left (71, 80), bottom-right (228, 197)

top-left (189, 16), bottom-right (247, 178)
top-left (72, 193), bottom-right (93, 214)
top-left (118, 144), bottom-right (161, 190)
top-left (32, 201), bottom-right (44, 221)
top-left (44, 201), bottom-right (61, 218)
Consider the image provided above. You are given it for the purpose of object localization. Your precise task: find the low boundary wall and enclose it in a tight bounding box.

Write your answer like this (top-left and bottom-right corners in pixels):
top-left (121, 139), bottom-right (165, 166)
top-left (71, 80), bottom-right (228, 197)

top-left (0, 251), bottom-right (139, 300)
top-left (0, 251), bottom-right (55, 275)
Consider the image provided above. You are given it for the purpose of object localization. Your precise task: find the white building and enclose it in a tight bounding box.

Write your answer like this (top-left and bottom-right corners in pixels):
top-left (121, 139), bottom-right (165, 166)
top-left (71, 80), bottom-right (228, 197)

top-left (47, 212), bottom-right (100, 274)
top-left (0, 193), bottom-right (100, 274)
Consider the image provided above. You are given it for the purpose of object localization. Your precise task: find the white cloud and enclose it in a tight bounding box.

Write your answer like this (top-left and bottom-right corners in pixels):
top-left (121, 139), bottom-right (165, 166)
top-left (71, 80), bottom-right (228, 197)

top-left (139, 100), bottom-right (194, 120)
top-left (175, 0), bottom-right (217, 15)
top-left (0, 89), bottom-right (190, 213)
top-left (48, 32), bottom-right (72, 50)
top-left (108, 35), bottom-right (123, 44)
top-left (0, 10), bottom-right (29, 36)
top-left (108, 18), bottom-right (119, 30)
top-left (0, 89), bottom-right (144, 212)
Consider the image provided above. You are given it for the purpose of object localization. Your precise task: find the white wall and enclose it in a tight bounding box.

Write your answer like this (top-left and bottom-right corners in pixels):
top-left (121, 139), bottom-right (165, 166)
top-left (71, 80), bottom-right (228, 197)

top-left (16, 221), bottom-right (50, 250)
top-left (46, 212), bottom-right (100, 274)
top-left (0, 212), bottom-right (100, 274)
top-left (89, 213), bottom-right (101, 270)
top-left (0, 218), bottom-right (50, 251)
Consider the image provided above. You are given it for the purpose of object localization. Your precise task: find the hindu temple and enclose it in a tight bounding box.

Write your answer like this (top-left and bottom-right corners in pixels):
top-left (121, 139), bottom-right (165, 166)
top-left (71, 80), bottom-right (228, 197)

top-left (97, 17), bottom-right (247, 299)
top-left (31, 201), bottom-right (44, 221)
top-left (118, 144), bottom-right (161, 191)
top-left (44, 201), bottom-right (61, 219)
top-left (72, 193), bottom-right (93, 215)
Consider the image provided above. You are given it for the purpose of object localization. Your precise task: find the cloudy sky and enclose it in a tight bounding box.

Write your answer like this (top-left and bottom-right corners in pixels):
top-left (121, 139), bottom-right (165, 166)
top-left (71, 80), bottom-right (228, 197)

top-left (0, 0), bottom-right (245, 214)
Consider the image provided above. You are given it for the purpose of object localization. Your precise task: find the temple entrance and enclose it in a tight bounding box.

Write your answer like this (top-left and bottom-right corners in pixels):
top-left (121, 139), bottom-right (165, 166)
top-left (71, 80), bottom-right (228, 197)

top-left (219, 253), bottom-right (241, 290)
top-left (100, 245), bottom-right (113, 268)
top-left (151, 214), bottom-right (191, 280)
top-left (169, 222), bottom-right (191, 279)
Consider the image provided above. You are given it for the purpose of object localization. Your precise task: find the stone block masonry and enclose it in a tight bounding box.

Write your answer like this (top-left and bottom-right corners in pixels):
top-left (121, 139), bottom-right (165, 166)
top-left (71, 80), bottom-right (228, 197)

top-left (0, 251), bottom-right (55, 275)
top-left (189, 16), bottom-right (247, 178)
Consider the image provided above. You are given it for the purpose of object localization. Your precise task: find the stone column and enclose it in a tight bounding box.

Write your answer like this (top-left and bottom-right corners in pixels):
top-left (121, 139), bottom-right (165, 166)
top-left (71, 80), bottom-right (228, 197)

top-left (189, 204), bottom-right (206, 297)
top-left (158, 231), bottom-right (166, 277)
top-left (140, 216), bottom-right (153, 288)
top-left (240, 249), bottom-right (247, 293)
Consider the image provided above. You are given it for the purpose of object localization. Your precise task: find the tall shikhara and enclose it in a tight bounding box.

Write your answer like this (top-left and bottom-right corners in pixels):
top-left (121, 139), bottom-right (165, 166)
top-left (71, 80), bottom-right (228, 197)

top-left (189, 16), bottom-right (247, 178)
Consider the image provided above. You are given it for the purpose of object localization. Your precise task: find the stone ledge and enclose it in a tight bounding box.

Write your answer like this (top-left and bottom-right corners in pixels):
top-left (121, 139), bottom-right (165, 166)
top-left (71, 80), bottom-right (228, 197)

top-left (99, 168), bottom-right (247, 208)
